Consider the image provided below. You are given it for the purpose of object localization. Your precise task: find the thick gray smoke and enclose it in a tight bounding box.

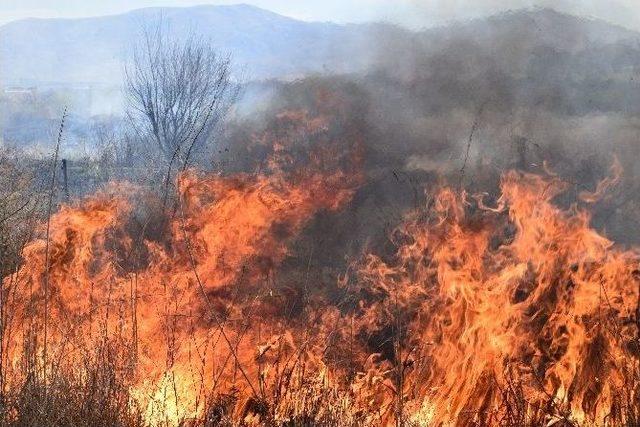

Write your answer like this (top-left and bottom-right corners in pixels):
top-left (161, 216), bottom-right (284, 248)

top-left (359, 7), bottom-right (640, 244)
top-left (219, 7), bottom-right (640, 266)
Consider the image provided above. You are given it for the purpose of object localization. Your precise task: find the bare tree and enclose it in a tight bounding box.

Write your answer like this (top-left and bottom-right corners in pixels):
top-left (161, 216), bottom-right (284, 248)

top-left (125, 25), bottom-right (238, 168)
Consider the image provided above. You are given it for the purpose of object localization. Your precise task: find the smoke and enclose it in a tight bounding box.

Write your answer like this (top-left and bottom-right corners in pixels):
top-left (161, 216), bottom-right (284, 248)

top-left (5, 3), bottom-right (640, 424)
top-left (321, 6), bottom-right (640, 247)
top-left (374, 0), bottom-right (640, 30)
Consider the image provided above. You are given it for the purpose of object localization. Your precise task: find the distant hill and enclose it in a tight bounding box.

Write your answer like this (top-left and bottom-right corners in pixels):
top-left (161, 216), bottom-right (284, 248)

top-left (0, 4), bottom-right (392, 85)
top-left (426, 8), bottom-right (640, 74)
top-left (3, 6), bottom-right (640, 124)
top-left (3, 5), bottom-right (640, 89)
top-left (362, 8), bottom-right (640, 116)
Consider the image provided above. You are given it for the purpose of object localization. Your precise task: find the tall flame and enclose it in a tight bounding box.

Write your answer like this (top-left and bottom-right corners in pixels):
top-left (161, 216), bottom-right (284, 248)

top-left (2, 105), bottom-right (639, 426)
top-left (356, 167), bottom-right (639, 426)
top-left (2, 102), bottom-right (364, 424)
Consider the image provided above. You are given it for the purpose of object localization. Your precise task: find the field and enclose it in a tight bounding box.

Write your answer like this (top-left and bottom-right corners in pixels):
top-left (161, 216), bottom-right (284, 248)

top-left (3, 6), bottom-right (640, 427)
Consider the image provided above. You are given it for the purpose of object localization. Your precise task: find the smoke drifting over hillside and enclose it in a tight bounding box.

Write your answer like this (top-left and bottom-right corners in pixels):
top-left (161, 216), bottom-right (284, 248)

top-left (213, 8), bottom-right (640, 250)
top-left (3, 3), bottom-right (640, 426)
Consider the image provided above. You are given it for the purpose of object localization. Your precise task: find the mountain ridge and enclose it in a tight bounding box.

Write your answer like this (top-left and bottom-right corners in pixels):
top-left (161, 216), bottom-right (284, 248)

top-left (2, 5), bottom-right (640, 86)
top-left (0, 4), bottom-right (375, 85)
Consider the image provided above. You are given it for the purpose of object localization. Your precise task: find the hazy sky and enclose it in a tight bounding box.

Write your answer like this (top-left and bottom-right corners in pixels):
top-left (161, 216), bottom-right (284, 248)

top-left (1, 0), bottom-right (640, 30)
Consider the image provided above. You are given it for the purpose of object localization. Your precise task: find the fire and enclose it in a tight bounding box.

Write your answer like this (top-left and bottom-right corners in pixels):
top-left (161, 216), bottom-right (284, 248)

top-left (356, 167), bottom-right (639, 426)
top-left (2, 98), bottom-right (640, 426)
top-left (4, 170), bottom-right (358, 421)
top-left (1, 101), bottom-right (364, 424)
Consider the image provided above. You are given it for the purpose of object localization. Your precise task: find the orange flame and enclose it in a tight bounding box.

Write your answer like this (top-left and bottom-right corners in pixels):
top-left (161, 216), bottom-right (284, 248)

top-left (356, 166), bottom-right (639, 425)
top-left (2, 102), bottom-right (364, 424)
top-left (3, 111), bottom-right (639, 427)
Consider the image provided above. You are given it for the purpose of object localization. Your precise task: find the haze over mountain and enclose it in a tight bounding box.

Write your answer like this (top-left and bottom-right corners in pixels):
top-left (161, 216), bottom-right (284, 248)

top-left (2, 4), bottom-right (640, 88)
top-left (4, 5), bottom-right (640, 154)
top-left (0, 4), bottom-right (390, 85)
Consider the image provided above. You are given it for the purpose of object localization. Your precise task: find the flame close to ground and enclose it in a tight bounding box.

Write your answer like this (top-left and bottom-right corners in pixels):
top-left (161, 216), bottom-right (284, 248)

top-left (356, 167), bottom-right (639, 426)
top-left (2, 101), bottom-right (640, 426)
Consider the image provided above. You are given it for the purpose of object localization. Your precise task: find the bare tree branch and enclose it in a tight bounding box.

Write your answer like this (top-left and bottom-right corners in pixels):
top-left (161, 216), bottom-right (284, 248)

top-left (125, 25), bottom-right (238, 166)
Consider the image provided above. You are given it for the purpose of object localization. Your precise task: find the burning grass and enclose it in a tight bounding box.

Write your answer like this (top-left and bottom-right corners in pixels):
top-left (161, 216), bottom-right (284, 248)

top-left (1, 97), bottom-right (640, 426)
